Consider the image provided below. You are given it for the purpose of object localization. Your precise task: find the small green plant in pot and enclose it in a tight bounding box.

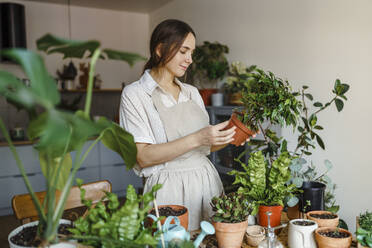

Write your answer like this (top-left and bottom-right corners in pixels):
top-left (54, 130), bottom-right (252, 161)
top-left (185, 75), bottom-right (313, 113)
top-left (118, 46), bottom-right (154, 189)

top-left (0, 34), bottom-right (146, 247)
top-left (210, 192), bottom-right (252, 248)
top-left (356, 211), bottom-right (372, 247)
top-left (229, 151), bottom-right (298, 228)
top-left (224, 64), bottom-right (301, 146)
top-left (69, 180), bottom-right (162, 248)
top-left (188, 41), bottom-right (229, 105)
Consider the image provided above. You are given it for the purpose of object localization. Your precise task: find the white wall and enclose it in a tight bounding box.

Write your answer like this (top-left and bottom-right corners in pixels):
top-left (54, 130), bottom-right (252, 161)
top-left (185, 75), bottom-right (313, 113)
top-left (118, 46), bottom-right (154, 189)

top-left (150, 0), bottom-right (372, 231)
top-left (0, 0), bottom-right (149, 88)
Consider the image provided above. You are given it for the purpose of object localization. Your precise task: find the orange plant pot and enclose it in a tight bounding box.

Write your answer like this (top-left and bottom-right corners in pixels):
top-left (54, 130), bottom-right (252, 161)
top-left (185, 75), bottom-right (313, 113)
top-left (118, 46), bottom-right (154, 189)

top-left (199, 88), bottom-right (218, 106)
top-left (258, 205), bottom-right (283, 227)
top-left (225, 113), bottom-right (256, 146)
top-left (213, 220), bottom-right (248, 248)
top-left (148, 205), bottom-right (188, 230)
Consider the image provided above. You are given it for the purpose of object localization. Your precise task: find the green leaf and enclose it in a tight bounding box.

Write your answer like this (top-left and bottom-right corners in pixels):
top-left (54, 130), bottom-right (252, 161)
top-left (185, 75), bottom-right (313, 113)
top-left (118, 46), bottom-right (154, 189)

top-left (302, 85), bottom-right (309, 89)
top-left (305, 93), bottom-right (313, 101)
top-left (37, 33), bottom-right (100, 59)
top-left (335, 98), bottom-right (344, 112)
top-left (292, 177), bottom-right (304, 187)
top-left (313, 102), bottom-right (323, 107)
top-left (39, 152), bottom-right (72, 190)
top-left (314, 125), bottom-right (323, 130)
top-left (101, 122), bottom-right (137, 169)
top-left (324, 159), bottom-right (333, 170)
top-left (1, 49), bottom-right (59, 108)
top-left (286, 196), bottom-right (299, 207)
top-left (315, 134), bottom-right (325, 149)
top-left (103, 49), bottom-right (146, 67)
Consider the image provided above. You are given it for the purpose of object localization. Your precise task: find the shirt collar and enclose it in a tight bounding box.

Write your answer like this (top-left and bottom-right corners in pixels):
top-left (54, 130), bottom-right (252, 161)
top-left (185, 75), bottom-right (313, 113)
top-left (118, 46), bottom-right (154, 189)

top-left (140, 69), bottom-right (190, 98)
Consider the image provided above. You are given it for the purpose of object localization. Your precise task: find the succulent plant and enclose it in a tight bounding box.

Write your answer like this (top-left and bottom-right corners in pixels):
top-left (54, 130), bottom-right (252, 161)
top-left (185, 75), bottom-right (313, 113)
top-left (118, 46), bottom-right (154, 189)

top-left (210, 192), bottom-right (252, 223)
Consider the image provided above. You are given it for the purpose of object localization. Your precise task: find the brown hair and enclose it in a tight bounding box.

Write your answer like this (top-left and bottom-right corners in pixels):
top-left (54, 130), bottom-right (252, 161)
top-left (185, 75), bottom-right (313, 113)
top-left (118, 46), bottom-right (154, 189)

top-left (143, 19), bottom-right (196, 72)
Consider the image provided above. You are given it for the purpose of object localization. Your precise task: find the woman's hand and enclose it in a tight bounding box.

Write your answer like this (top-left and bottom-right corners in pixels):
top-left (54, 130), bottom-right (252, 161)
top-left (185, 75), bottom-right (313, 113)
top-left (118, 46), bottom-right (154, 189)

top-left (194, 120), bottom-right (236, 146)
top-left (239, 130), bottom-right (260, 146)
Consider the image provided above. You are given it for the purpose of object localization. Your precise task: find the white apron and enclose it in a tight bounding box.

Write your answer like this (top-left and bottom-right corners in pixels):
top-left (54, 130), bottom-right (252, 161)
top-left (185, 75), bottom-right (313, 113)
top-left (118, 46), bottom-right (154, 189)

top-left (143, 89), bottom-right (223, 231)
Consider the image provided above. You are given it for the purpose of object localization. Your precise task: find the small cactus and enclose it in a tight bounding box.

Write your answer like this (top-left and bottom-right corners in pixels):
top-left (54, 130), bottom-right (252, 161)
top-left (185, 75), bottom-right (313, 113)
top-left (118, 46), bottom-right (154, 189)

top-left (210, 192), bottom-right (252, 223)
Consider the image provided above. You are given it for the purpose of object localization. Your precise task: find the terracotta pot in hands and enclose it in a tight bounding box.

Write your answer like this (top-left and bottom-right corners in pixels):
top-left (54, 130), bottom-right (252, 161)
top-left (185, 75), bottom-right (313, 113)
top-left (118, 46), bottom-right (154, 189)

top-left (225, 113), bottom-right (256, 146)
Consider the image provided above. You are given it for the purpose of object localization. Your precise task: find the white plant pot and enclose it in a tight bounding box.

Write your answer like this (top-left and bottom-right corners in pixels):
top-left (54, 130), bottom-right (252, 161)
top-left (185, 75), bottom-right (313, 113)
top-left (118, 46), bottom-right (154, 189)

top-left (288, 219), bottom-right (318, 248)
top-left (8, 219), bottom-right (75, 248)
top-left (211, 93), bottom-right (224, 106)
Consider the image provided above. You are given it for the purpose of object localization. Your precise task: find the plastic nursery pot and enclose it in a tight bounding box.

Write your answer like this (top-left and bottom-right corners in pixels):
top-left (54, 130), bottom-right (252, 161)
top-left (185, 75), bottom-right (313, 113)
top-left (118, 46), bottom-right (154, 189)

top-left (147, 205), bottom-right (188, 230)
top-left (258, 205), bottom-right (283, 228)
top-left (224, 113), bottom-right (256, 146)
top-left (213, 219), bottom-right (248, 248)
top-left (314, 227), bottom-right (352, 248)
top-left (306, 210), bottom-right (339, 228)
top-left (245, 225), bottom-right (265, 246)
top-left (300, 181), bottom-right (326, 212)
top-left (199, 88), bottom-right (218, 106)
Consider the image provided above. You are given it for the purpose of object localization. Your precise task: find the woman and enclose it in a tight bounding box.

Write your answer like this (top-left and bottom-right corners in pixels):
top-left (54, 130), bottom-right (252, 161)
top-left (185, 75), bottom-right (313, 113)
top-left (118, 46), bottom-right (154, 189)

top-left (120, 19), bottom-right (244, 230)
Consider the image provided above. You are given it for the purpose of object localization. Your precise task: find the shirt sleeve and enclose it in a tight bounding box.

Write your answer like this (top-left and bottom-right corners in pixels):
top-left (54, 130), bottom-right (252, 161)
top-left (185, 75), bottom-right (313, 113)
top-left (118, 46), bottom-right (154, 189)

top-left (119, 87), bottom-right (154, 144)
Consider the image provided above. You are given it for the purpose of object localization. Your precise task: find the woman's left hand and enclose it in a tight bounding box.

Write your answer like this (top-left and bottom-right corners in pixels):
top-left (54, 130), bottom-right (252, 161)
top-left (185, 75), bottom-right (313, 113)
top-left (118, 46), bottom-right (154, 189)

top-left (239, 133), bottom-right (258, 146)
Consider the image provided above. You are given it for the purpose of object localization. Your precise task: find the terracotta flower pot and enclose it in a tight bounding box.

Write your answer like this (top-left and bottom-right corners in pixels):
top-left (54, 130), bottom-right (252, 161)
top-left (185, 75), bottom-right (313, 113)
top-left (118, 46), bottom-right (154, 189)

top-left (228, 92), bottom-right (243, 105)
top-left (213, 220), bottom-right (248, 248)
top-left (287, 203), bottom-right (301, 220)
top-left (258, 205), bottom-right (283, 227)
top-left (199, 88), bottom-right (218, 106)
top-left (307, 210), bottom-right (339, 228)
top-left (315, 227), bottom-right (352, 248)
top-left (225, 113), bottom-right (256, 146)
top-left (245, 225), bottom-right (265, 246)
top-left (148, 205), bottom-right (188, 230)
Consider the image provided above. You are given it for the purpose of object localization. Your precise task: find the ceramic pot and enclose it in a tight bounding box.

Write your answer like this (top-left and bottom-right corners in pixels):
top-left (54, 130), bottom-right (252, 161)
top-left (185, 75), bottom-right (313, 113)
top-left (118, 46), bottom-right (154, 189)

top-left (8, 219), bottom-right (75, 248)
top-left (213, 219), bottom-right (248, 248)
top-left (258, 205), bottom-right (283, 228)
top-left (245, 225), bottom-right (265, 246)
top-left (315, 227), bottom-right (352, 248)
top-left (306, 210), bottom-right (339, 228)
top-left (224, 113), bottom-right (255, 146)
top-left (211, 92), bottom-right (224, 106)
top-left (199, 89), bottom-right (218, 106)
top-left (288, 219), bottom-right (318, 248)
top-left (148, 205), bottom-right (189, 230)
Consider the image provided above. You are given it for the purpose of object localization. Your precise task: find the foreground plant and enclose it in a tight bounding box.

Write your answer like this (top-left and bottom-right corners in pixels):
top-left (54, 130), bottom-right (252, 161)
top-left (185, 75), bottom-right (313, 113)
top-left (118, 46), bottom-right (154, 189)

top-left (357, 211), bottom-right (372, 247)
top-left (0, 34), bottom-right (145, 246)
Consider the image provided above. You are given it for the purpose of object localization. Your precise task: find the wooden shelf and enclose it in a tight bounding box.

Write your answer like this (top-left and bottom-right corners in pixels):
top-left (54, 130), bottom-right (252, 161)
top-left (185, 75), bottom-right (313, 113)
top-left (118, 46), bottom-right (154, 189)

top-left (59, 89), bottom-right (122, 93)
top-left (0, 140), bottom-right (34, 147)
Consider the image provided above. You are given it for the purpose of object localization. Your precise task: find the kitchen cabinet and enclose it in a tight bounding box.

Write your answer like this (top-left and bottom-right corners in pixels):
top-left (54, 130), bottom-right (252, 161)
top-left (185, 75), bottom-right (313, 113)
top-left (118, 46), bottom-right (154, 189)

top-left (0, 141), bottom-right (141, 216)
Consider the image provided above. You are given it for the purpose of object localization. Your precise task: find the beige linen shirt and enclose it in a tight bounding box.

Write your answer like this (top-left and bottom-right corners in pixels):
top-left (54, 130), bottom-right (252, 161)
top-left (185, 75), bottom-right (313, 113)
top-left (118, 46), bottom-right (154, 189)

top-left (119, 70), bottom-right (209, 177)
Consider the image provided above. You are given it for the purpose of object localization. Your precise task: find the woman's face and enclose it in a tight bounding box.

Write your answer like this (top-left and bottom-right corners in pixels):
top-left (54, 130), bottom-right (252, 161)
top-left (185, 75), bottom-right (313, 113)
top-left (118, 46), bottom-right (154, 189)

top-left (164, 32), bottom-right (195, 77)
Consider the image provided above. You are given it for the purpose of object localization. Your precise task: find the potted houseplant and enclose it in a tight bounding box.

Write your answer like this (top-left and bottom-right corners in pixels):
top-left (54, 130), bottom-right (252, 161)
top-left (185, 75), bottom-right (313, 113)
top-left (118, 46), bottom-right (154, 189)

top-left (314, 227), bottom-right (352, 248)
top-left (0, 34), bottom-right (145, 247)
top-left (148, 205), bottom-right (189, 230)
top-left (224, 64), bottom-right (301, 146)
top-left (306, 210), bottom-right (339, 228)
top-left (229, 151), bottom-right (298, 228)
top-left (188, 41), bottom-right (229, 105)
top-left (68, 180), bottom-right (161, 247)
top-left (210, 192), bottom-right (252, 248)
top-left (356, 211), bottom-right (372, 248)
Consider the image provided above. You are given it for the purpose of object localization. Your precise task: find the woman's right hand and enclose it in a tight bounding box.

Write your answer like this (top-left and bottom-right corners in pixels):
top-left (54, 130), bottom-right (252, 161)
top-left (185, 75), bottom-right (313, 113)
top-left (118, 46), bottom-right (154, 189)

top-left (194, 120), bottom-right (236, 146)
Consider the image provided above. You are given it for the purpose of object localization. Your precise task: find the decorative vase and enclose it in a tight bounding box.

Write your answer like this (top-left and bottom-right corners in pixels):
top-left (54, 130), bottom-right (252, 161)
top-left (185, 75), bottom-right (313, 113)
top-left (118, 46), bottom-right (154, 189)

top-left (199, 88), bottom-right (218, 106)
top-left (8, 219), bottom-right (75, 248)
top-left (224, 113), bottom-right (255, 146)
top-left (213, 220), bottom-right (248, 248)
top-left (300, 181), bottom-right (326, 212)
top-left (306, 210), bottom-right (339, 228)
top-left (288, 219), bottom-right (318, 248)
top-left (258, 205), bottom-right (283, 228)
top-left (246, 225), bottom-right (265, 246)
top-left (315, 227), bottom-right (352, 248)
top-left (211, 92), bottom-right (224, 106)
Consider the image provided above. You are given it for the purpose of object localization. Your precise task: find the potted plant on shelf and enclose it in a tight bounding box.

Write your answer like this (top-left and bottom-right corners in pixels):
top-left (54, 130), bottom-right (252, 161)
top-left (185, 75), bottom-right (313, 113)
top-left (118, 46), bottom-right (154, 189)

top-left (0, 34), bottom-right (146, 247)
top-left (68, 180), bottom-right (161, 247)
top-left (224, 65), bottom-right (301, 146)
top-left (356, 210), bottom-right (372, 248)
top-left (188, 41), bottom-right (229, 105)
top-left (314, 227), bottom-right (352, 248)
top-left (210, 191), bottom-right (252, 248)
top-left (229, 151), bottom-right (298, 228)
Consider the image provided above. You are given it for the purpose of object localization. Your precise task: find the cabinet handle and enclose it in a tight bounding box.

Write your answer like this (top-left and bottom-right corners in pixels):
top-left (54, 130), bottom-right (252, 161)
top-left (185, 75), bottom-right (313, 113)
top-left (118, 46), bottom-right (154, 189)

top-left (14, 173), bottom-right (36, 178)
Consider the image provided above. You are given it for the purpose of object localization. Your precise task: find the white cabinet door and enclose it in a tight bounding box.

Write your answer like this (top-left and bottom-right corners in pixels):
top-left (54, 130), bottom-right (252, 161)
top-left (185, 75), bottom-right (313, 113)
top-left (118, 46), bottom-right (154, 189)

top-left (70, 140), bottom-right (100, 168)
top-left (99, 142), bottom-right (125, 167)
top-left (0, 146), bottom-right (41, 176)
top-left (100, 164), bottom-right (142, 195)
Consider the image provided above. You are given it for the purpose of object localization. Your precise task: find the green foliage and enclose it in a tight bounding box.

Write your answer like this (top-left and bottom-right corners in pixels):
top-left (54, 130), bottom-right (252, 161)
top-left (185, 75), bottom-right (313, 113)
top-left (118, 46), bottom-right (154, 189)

top-left (0, 34), bottom-right (145, 244)
top-left (229, 151), bottom-right (298, 215)
top-left (69, 183), bottom-right (161, 248)
top-left (168, 239), bottom-right (195, 248)
top-left (210, 192), bottom-right (252, 223)
top-left (223, 62), bottom-right (256, 94)
top-left (189, 41), bottom-right (229, 88)
top-left (357, 211), bottom-right (372, 247)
